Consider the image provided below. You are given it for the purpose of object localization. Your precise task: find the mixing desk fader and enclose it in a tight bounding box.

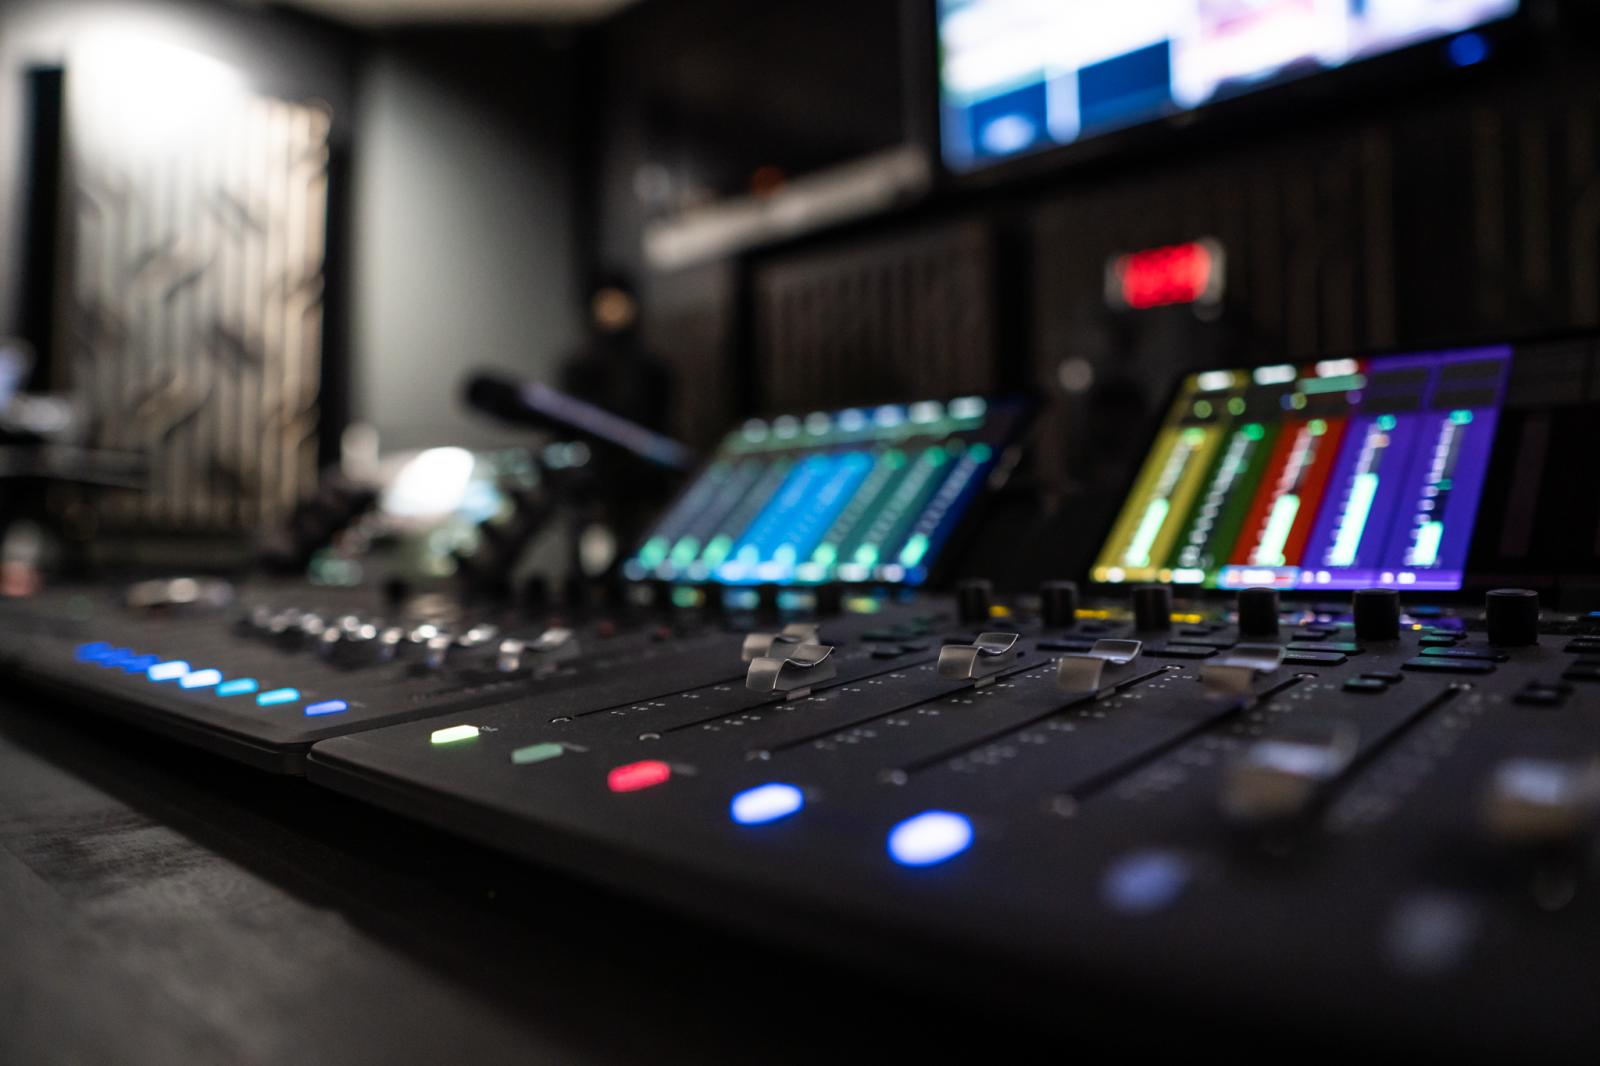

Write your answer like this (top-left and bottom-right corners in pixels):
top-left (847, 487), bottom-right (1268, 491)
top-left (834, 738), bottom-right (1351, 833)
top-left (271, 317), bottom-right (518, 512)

top-left (297, 582), bottom-right (1600, 1058)
top-left (5, 345), bottom-right (1600, 1059)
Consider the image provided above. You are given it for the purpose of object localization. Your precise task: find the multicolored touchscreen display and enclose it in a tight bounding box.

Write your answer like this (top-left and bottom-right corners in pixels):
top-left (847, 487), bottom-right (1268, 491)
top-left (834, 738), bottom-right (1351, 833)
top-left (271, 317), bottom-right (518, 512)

top-left (1091, 347), bottom-right (1511, 592)
top-left (624, 397), bottom-right (1028, 587)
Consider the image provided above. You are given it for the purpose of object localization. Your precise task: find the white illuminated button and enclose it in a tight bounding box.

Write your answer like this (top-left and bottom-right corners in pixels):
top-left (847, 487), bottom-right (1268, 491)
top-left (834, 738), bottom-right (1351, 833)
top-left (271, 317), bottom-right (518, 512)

top-left (730, 783), bottom-right (805, 826)
top-left (146, 660), bottom-right (191, 682)
top-left (431, 724), bottom-right (480, 745)
top-left (887, 810), bottom-right (973, 867)
top-left (178, 669), bottom-right (222, 689)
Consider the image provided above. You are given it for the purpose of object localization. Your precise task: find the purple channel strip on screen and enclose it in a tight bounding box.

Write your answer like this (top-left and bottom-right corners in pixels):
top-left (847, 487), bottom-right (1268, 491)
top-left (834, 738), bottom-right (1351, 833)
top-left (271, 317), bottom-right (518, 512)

top-left (1293, 347), bottom-right (1510, 591)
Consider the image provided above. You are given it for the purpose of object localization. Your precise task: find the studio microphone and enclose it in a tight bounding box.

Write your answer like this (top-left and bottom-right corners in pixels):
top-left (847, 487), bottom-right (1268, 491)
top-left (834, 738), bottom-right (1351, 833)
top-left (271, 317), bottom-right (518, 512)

top-left (462, 371), bottom-right (696, 472)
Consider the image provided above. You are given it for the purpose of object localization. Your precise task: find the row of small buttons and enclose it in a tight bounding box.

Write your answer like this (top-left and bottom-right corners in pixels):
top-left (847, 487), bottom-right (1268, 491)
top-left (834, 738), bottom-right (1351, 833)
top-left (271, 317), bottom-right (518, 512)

top-left (74, 643), bottom-right (345, 716)
top-left (424, 723), bottom-right (974, 866)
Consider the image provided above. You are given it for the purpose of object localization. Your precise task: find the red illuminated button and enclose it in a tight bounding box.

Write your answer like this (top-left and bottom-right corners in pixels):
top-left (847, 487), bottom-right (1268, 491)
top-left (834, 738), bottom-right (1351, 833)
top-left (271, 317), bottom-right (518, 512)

top-left (607, 759), bottom-right (672, 793)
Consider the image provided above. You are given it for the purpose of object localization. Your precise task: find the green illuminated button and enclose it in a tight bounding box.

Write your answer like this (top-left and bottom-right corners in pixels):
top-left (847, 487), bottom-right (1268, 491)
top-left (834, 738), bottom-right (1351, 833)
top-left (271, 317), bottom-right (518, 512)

top-left (430, 724), bottom-right (480, 745)
top-left (510, 742), bottom-right (564, 766)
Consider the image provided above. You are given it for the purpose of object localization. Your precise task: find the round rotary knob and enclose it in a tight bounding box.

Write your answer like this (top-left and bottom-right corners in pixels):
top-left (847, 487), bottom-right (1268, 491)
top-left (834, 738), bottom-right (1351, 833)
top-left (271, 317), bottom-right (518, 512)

top-left (1352, 588), bottom-right (1401, 643)
top-left (1133, 584), bottom-right (1172, 632)
top-left (1485, 588), bottom-right (1539, 647)
top-left (1236, 586), bottom-right (1281, 640)
top-left (1038, 580), bottom-right (1080, 629)
top-left (958, 579), bottom-right (993, 626)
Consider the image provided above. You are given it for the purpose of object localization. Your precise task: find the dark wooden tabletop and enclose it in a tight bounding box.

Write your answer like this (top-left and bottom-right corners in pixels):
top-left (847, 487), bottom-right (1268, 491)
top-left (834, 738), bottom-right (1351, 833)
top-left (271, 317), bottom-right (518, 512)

top-left (3, 690), bottom-right (1094, 1065)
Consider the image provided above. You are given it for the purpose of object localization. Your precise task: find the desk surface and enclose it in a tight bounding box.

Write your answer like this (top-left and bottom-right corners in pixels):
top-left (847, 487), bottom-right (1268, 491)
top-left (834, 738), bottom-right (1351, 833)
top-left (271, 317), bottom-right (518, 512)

top-left (1, 691), bottom-right (1080, 1066)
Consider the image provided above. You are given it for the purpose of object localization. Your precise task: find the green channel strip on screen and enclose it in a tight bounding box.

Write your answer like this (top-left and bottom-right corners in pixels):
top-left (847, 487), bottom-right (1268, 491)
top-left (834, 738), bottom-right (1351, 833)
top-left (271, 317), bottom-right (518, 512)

top-left (807, 448), bottom-right (906, 573)
top-left (897, 532), bottom-right (931, 568)
top-left (866, 444), bottom-right (956, 570)
top-left (1255, 494), bottom-right (1301, 567)
top-left (700, 458), bottom-right (795, 569)
top-left (830, 450), bottom-right (915, 574)
top-left (639, 457), bottom-right (758, 575)
top-left (633, 459), bottom-right (732, 570)
top-left (1170, 422), bottom-right (1276, 578)
top-left (1122, 426), bottom-right (1206, 569)
top-left (1125, 499), bottom-right (1170, 569)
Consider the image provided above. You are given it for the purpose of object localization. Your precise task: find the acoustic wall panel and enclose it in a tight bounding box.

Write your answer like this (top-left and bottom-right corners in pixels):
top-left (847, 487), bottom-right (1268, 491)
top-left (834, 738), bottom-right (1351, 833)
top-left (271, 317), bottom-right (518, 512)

top-left (61, 45), bottom-right (330, 533)
top-left (752, 223), bottom-right (999, 415)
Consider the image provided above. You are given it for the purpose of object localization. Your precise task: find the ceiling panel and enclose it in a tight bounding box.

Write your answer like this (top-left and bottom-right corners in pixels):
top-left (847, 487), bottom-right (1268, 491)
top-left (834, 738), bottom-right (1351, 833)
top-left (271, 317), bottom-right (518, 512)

top-left (281, 0), bottom-right (639, 26)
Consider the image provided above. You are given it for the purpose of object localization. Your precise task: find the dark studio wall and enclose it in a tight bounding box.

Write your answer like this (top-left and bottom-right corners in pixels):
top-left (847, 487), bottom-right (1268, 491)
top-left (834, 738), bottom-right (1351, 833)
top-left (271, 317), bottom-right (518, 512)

top-left (582, 0), bottom-right (911, 278)
top-left (350, 25), bottom-right (582, 455)
top-left (577, 0), bottom-right (914, 450)
top-left (583, 0), bottom-right (1600, 526)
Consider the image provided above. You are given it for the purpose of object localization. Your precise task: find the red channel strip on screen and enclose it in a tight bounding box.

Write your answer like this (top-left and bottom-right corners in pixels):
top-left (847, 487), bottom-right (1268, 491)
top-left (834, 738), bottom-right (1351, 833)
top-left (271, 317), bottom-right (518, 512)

top-left (1091, 346), bottom-right (1511, 592)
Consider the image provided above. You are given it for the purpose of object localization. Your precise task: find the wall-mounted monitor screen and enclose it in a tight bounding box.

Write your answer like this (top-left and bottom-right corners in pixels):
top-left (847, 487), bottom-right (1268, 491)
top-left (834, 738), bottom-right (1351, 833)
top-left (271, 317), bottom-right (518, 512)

top-left (1090, 346), bottom-right (1511, 593)
top-left (937, 0), bottom-right (1521, 172)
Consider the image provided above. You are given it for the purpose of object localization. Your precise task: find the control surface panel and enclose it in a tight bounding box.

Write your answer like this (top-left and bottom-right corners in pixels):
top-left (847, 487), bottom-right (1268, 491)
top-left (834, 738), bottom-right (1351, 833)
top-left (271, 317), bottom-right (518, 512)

top-left (4, 579), bottom-right (1598, 1060)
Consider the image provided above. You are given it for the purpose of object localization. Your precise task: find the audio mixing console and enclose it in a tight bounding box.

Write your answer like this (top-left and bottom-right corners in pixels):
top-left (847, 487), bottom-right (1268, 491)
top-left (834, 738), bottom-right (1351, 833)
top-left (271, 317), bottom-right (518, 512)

top-left (3, 341), bottom-right (1600, 1059)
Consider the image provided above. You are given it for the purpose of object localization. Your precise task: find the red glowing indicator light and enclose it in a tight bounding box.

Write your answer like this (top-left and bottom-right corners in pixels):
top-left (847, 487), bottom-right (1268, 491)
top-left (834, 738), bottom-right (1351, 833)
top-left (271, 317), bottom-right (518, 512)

top-left (1107, 238), bottom-right (1225, 311)
top-left (607, 759), bottom-right (672, 793)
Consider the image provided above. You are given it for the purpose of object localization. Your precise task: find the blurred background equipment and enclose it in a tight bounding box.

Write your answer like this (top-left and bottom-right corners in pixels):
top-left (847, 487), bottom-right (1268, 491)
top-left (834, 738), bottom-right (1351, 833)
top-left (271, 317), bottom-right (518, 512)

top-left (3, 0), bottom-right (1600, 1063)
top-left (936, 0), bottom-right (1522, 172)
top-left (463, 372), bottom-right (694, 472)
top-left (621, 394), bottom-right (1030, 587)
top-left (557, 272), bottom-right (678, 439)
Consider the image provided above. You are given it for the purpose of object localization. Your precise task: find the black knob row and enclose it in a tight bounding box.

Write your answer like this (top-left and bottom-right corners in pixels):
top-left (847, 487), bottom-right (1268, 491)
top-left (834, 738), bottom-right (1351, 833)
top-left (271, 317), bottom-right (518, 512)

top-left (1103, 582), bottom-right (1542, 648)
top-left (633, 576), bottom-right (1543, 646)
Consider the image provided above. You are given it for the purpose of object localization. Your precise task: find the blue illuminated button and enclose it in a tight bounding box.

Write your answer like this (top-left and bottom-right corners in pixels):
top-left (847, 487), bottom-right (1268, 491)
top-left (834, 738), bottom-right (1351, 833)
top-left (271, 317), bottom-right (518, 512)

top-left (216, 678), bottom-right (259, 697)
top-left (96, 648), bottom-right (135, 667)
top-left (75, 642), bottom-right (113, 662)
top-left (887, 810), bottom-right (974, 867)
top-left (119, 654), bottom-right (159, 673)
top-left (304, 699), bottom-right (348, 717)
top-left (256, 688), bottom-right (300, 707)
top-left (1448, 31), bottom-right (1490, 68)
top-left (178, 669), bottom-right (223, 690)
top-left (1100, 850), bottom-right (1192, 915)
top-left (146, 660), bottom-right (191, 682)
top-left (730, 783), bottom-right (805, 826)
